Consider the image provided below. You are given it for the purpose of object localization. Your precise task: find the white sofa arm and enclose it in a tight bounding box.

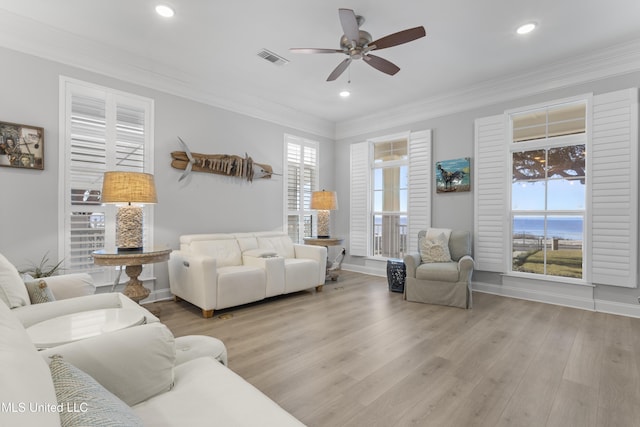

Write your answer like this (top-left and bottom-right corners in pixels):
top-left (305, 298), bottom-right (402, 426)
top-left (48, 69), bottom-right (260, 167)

top-left (43, 273), bottom-right (96, 300)
top-left (40, 323), bottom-right (175, 406)
top-left (293, 244), bottom-right (327, 285)
top-left (244, 254), bottom-right (285, 297)
top-left (168, 251), bottom-right (218, 311)
top-left (13, 292), bottom-right (159, 328)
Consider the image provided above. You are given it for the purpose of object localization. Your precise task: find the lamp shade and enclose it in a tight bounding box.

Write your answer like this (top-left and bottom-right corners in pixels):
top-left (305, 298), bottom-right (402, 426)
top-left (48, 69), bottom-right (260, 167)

top-left (101, 171), bottom-right (157, 204)
top-left (311, 190), bottom-right (338, 211)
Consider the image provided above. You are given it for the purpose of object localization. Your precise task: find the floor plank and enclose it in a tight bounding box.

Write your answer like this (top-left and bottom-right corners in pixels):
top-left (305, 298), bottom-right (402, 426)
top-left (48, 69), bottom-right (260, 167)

top-left (150, 271), bottom-right (640, 427)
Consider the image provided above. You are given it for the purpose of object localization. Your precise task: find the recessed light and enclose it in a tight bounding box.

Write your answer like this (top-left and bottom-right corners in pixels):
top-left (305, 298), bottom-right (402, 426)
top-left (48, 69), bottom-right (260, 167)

top-left (516, 22), bottom-right (536, 35)
top-left (155, 5), bottom-right (175, 18)
top-left (339, 90), bottom-right (350, 98)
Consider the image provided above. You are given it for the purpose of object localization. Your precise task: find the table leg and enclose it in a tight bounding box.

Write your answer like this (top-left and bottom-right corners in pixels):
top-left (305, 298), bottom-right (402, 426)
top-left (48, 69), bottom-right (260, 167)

top-left (123, 264), bottom-right (150, 303)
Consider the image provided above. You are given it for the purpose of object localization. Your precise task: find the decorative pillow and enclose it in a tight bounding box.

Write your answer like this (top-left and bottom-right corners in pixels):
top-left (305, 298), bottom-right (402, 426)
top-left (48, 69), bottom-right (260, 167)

top-left (420, 232), bottom-right (452, 263)
top-left (25, 279), bottom-right (57, 304)
top-left (0, 252), bottom-right (30, 308)
top-left (48, 355), bottom-right (144, 427)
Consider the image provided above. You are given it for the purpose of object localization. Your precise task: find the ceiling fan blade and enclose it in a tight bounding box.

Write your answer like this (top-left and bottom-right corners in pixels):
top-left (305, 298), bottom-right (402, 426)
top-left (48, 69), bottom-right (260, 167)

top-left (327, 58), bottom-right (352, 81)
top-left (339, 8), bottom-right (360, 47)
top-left (370, 26), bottom-right (426, 50)
top-left (363, 54), bottom-right (400, 76)
top-left (289, 48), bottom-right (344, 54)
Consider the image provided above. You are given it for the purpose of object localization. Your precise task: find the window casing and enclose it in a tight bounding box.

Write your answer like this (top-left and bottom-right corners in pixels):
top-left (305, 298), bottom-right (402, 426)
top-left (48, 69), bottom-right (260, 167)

top-left (350, 130), bottom-right (431, 258)
top-left (475, 88), bottom-right (638, 288)
top-left (59, 77), bottom-right (154, 285)
top-left (284, 134), bottom-right (318, 243)
top-left (510, 103), bottom-right (586, 280)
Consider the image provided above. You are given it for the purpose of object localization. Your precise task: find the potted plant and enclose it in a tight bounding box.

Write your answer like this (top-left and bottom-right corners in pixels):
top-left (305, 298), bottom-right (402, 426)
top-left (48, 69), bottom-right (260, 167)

top-left (19, 252), bottom-right (64, 278)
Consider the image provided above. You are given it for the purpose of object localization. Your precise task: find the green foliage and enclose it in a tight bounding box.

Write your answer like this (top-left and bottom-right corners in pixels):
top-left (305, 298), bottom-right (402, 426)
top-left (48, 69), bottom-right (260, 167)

top-left (512, 249), bottom-right (582, 278)
top-left (19, 252), bottom-right (64, 278)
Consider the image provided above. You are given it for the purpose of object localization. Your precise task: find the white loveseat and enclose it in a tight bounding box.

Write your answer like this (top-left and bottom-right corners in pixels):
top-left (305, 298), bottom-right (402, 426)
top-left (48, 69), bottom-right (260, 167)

top-left (0, 300), bottom-right (304, 426)
top-left (168, 232), bottom-right (327, 317)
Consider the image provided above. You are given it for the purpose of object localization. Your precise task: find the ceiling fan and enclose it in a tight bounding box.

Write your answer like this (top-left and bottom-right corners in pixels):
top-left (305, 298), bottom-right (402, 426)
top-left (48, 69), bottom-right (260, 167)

top-left (290, 8), bottom-right (426, 81)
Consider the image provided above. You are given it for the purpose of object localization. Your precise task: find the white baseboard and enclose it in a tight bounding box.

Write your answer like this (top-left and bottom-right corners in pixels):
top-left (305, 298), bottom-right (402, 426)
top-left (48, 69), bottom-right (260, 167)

top-left (141, 288), bottom-right (174, 304)
top-left (473, 281), bottom-right (640, 318)
top-left (342, 263), bottom-right (386, 277)
top-left (594, 299), bottom-right (640, 318)
top-left (473, 281), bottom-right (595, 311)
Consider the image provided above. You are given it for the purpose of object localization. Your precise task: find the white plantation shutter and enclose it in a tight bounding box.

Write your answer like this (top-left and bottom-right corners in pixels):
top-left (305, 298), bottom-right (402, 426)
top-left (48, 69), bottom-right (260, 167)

top-left (60, 78), bottom-right (154, 284)
top-left (591, 88), bottom-right (638, 287)
top-left (284, 135), bottom-right (318, 243)
top-left (350, 141), bottom-right (370, 256)
top-left (407, 130), bottom-right (432, 252)
top-left (474, 114), bottom-right (508, 272)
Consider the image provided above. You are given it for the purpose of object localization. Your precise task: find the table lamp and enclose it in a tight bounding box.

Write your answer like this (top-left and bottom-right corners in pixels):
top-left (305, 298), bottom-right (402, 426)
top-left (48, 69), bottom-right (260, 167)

top-left (101, 171), bottom-right (157, 252)
top-left (311, 190), bottom-right (338, 238)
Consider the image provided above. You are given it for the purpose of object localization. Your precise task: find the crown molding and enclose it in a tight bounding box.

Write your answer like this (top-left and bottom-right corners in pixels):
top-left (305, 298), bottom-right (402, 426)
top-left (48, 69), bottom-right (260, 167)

top-left (0, 8), bottom-right (335, 139)
top-left (335, 38), bottom-right (640, 140)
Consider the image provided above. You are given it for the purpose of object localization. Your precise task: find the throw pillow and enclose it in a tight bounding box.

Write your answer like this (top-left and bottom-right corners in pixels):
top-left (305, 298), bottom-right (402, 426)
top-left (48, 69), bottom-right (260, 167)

top-left (48, 355), bottom-right (144, 427)
top-left (25, 279), bottom-right (57, 304)
top-left (0, 252), bottom-right (30, 308)
top-left (420, 232), bottom-right (452, 263)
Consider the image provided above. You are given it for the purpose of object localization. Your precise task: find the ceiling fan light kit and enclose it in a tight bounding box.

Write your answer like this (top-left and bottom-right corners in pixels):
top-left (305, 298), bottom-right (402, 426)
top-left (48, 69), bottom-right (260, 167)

top-left (290, 8), bottom-right (426, 81)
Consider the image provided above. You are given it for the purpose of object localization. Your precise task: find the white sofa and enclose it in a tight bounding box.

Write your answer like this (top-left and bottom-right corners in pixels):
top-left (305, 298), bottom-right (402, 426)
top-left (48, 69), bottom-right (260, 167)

top-left (0, 300), bottom-right (304, 426)
top-left (169, 231), bottom-right (327, 317)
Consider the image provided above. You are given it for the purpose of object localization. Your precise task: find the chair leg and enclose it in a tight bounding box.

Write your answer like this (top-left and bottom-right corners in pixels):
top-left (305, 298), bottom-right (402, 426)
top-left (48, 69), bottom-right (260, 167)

top-left (315, 285), bottom-right (324, 292)
top-left (202, 309), bottom-right (214, 318)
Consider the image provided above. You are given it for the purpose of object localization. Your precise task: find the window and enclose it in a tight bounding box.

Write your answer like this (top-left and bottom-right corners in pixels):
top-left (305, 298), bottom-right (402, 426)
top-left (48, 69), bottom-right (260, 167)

top-left (510, 103), bottom-right (586, 279)
top-left (284, 134), bottom-right (318, 243)
top-left (475, 88), bottom-right (638, 288)
top-left (350, 130), bottom-right (431, 258)
top-left (372, 139), bottom-right (408, 258)
top-left (59, 77), bottom-right (154, 285)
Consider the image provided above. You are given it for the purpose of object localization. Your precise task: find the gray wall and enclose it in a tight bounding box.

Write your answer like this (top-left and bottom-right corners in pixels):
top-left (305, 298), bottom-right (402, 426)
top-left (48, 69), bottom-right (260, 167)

top-left (334, 71), bottom-right (640, 306)
top-left (0, 46), bottom-right (334, 295)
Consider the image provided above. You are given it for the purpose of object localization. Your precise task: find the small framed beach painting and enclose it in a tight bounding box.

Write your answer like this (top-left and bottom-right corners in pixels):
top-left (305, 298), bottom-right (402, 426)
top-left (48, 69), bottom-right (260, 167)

top-left (0, 121), bottom-right (44, 170)
top-left (436, 157), bottom-right (470, 193)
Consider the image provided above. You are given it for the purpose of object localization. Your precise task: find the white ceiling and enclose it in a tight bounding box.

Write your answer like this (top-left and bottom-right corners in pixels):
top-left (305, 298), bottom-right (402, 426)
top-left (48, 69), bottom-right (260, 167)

top-left (1, 0), bottom-right (640, 136)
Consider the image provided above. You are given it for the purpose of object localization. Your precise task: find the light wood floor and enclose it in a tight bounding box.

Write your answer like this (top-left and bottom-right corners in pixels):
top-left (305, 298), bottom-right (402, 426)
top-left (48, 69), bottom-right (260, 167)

top-left (150, 271), bottom-right (640, 427)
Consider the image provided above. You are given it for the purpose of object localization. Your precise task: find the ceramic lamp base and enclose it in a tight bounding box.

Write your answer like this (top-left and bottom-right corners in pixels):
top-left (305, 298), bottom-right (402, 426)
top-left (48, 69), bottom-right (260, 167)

top-left (116, 205), bottom-right (143, 250)
top-left (317, 210), bottom-right (331, 238)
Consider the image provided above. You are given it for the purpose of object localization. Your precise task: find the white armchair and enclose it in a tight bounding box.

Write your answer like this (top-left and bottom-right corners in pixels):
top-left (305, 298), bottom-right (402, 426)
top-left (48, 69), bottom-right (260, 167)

top-left (0, 252), bottom-right (159, 328)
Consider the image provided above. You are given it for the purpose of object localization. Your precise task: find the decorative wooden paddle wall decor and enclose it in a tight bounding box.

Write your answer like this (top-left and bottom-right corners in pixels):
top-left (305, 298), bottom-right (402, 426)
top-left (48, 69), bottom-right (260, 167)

top-left (171, 137), bottom-right (274, 182)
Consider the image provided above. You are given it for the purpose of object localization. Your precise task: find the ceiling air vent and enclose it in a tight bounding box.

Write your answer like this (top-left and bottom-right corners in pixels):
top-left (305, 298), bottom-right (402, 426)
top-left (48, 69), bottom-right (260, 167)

top-left (257, 49), bottom-right (289, 66)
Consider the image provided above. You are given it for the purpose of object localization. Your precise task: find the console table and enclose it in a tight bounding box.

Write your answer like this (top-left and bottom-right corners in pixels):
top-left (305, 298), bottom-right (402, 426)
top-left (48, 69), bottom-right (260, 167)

top-left (92, 248), bottom-right (172, 303)
top-left (303, 237), bottom-right (345, 282)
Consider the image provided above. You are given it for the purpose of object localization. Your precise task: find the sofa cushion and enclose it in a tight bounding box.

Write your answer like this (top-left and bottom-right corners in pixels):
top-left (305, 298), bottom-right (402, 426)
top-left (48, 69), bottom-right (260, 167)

top-left (25, 279), bottom-right (56, 304)
top-left (40, 322), bottom-right (175, 406)
top-left (420, 232), bottom-right (452, 263)
top-left (257, 235), bottom-right (295, 259)
top-left (0, 301), bottom-right (59, 427)
top-left (132, 357), bottom-right (305, 426)
top-left (49, 355), bottom-right (144, 427)
top-left (190, 239), bottom-right (242, 267)
top-left (234, 233), bottom-right (259, 252)
top-left (0, 252), bottom-right (30, 308)
top-left (415, 261), bottom-right (459, 282)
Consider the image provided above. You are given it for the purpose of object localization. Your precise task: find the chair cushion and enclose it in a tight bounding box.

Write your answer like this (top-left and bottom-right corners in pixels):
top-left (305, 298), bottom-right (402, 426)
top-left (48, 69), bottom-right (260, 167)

top-left (420, 232), bottom-right (452, 263)
top-left (415, 261), bottom-right (459, 282)
top-left (0, 252), bottom-right (30, 308)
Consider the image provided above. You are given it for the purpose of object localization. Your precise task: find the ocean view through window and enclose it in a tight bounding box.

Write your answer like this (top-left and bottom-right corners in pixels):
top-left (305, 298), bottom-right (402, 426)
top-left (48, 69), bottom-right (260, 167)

top-left (510, 102), bottom-right (586, 280)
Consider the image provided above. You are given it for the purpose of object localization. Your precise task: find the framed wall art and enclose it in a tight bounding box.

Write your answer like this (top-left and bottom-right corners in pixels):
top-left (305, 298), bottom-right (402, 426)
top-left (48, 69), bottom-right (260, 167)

top-left (436, 157), bottom-right (470, 193)
top-left (0, 121), bottom-right (44, 170)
